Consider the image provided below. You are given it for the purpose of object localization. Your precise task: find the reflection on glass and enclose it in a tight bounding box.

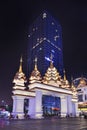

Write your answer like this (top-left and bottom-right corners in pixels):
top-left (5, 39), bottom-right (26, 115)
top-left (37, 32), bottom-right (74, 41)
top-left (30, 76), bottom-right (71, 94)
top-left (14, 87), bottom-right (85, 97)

top-left (42, 95), bottom-right (61, 117)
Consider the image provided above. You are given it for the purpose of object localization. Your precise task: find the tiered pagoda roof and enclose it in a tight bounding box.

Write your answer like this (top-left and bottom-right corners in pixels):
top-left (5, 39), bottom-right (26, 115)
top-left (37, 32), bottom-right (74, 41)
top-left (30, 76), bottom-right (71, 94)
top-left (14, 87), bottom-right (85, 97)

top-left (42, 57), bottom-right (62, 86)
top-left (29, 57), bottom-right (42, 83)
top-left (13, 57), bottom-right (27, 89)
top-left (12, 55), bottom-right (71, 91)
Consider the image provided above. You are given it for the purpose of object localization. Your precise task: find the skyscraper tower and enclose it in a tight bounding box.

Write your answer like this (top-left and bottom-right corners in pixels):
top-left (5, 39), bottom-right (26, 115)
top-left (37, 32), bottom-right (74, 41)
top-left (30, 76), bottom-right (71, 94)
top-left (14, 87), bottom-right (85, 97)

top-left (27, 11), bottom-right (63, 77)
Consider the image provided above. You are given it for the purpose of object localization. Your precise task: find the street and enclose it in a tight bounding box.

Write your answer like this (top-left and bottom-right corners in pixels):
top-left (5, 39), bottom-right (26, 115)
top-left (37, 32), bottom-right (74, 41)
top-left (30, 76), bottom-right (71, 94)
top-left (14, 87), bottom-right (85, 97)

top-left (0, 117), bottom-right (87, 130)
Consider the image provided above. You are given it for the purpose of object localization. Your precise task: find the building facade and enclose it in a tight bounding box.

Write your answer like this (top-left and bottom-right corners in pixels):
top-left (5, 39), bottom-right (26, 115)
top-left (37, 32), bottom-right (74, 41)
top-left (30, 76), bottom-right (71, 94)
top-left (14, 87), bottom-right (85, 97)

top-left (27, 11), bottom-right (63, 77)
top-left (76, 78), bottom-right (87, 112)
top-left (12, 57), bottom-right (78, 119)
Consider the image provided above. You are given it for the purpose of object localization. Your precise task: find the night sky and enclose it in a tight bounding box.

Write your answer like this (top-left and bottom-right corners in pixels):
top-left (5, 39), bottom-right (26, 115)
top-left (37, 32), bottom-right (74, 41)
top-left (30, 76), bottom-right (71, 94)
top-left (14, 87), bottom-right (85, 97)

top-left (0, 0), bottom-right (87, 104)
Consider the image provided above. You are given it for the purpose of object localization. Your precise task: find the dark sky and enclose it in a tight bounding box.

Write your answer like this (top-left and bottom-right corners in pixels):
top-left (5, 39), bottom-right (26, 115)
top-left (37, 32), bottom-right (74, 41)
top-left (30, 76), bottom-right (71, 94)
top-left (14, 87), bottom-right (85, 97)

top-left (0, 0), bottom-right (87, 104)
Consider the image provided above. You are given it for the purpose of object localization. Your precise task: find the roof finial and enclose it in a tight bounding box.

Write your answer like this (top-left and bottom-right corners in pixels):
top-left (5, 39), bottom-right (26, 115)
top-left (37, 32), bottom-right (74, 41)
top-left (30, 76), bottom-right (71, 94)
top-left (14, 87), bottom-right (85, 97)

top-left (50, 53), bottom-right (53, 68)
top-left (63, 69), bottom-right (66, 81)
top-left (19, 56), bottom-right (23, 73)
top-left (34, 56), bottom-right (38, 70)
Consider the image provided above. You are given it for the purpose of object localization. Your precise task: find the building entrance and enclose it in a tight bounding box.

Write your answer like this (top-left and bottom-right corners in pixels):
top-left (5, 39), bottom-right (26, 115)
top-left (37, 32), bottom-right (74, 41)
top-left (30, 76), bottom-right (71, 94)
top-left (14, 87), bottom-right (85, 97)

top-left (42, 95), bottom-right (61, 117)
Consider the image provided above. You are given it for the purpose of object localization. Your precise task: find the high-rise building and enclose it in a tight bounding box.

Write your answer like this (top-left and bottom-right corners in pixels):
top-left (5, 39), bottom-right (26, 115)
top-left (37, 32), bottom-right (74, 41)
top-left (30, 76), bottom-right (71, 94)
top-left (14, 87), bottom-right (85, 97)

top-left (27, 11), bottom-right (63, 77)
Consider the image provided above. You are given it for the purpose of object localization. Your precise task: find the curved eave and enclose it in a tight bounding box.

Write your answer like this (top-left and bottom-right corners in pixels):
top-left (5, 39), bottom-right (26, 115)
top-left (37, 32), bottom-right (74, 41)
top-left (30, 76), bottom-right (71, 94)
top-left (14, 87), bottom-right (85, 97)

top-left (13, 85), bottom-right (26, 90)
